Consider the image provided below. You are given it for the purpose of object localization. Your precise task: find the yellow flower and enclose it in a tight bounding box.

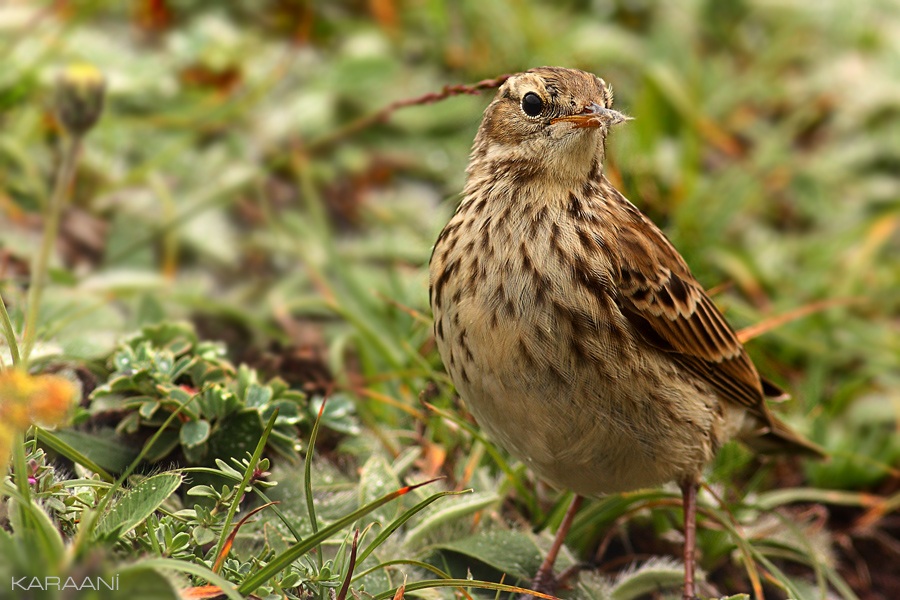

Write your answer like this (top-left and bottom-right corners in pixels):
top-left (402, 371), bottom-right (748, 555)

top-left (0, 370), bottom-right (78, 466)
top-left (55, 63), bottom-right (106, 137)
top-left (31, 374), bottom-right (77, 427)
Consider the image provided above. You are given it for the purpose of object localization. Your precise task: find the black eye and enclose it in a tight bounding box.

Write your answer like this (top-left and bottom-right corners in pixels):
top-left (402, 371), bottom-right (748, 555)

top-left (521, 92), bottom-right (543, 117)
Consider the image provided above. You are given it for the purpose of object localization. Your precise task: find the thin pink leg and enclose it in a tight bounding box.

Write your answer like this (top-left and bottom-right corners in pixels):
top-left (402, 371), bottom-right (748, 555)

top-left (524, 495), bottom-right (584, 598)
top-left (681, 480), bottom-right (698, 600)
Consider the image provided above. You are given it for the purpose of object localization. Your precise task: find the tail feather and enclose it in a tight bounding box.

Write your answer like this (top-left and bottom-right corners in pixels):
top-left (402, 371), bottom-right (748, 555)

top-left (748, 378), bottom-right (827, 458)
top-left (746, 414), bottom-right (827, 458)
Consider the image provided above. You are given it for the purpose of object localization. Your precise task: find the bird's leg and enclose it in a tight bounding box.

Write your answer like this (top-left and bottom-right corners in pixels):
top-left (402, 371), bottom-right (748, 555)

top-left (522, 494), bottom-right (584, 599)
top-left (680, 479), bottom-right (698, 600)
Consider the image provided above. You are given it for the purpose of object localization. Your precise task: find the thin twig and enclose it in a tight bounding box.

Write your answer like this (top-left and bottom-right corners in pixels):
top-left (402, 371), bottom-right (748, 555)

top-left (736, 297), bottom-right (859, 343)
top-left (307, 74), bottom-right (512, 152)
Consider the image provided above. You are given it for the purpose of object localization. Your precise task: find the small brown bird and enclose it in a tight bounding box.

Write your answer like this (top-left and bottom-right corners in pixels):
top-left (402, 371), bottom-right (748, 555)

top-left (429, 67), bottom-right (823, 599)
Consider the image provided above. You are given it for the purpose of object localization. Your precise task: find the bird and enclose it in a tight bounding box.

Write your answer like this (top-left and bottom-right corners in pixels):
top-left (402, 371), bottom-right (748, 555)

top-left (428, 66), bottom-right (823, 599)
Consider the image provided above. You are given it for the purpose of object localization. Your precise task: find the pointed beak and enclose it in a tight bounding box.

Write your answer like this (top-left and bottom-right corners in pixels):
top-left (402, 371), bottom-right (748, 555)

top-left (551, 102), bottom-right (631, 129)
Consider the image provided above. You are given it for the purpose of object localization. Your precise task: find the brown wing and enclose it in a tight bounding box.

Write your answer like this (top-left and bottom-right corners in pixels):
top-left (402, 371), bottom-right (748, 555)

top-left (607, 197), bottom-right (768, 418)
top-left (609, 210), bottom-right (825, 457)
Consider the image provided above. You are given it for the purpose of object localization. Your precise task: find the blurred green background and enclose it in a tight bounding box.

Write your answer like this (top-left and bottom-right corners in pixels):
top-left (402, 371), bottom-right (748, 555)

top-left (1, 1), bottom-right (898, 598)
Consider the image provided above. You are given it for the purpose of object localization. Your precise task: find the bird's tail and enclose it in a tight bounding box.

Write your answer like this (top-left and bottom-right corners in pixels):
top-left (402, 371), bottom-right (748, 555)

top-left (745, 378), bottom-right (827, 458)
top-left (748, 414), bottom-right (827, 458)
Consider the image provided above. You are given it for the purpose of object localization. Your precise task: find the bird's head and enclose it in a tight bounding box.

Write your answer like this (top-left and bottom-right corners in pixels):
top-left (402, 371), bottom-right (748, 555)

top-left (470, 67), bottom-right (629, 185)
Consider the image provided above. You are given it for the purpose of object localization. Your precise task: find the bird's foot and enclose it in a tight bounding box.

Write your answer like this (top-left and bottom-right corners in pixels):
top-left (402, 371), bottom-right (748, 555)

top-left (516, 566), bottom-right (557, 600)
top-left (517, 496), bottom-right (585, 600)
top-left (517, 563), bottom-right (585, 600)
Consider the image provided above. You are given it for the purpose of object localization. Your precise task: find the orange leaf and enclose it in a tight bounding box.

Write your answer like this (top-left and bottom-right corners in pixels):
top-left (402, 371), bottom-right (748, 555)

top-left (179, 585), bottom-right (227, 599)
top-left (213, 502), bottom-right (279, 573)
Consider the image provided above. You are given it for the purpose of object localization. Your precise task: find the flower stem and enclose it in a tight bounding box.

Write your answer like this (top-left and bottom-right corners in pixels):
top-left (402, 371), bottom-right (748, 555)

top-left (20, 134), bottom-right (83, 364)
top-left (0, 291), bottom-right (20, 367)
top-left (12, 431), bottom-right (31, 516)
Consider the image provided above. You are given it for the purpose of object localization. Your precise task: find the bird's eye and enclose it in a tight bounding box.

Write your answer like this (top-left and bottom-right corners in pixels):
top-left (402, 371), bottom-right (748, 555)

top-left (521, 92), bottom-right (543, 117)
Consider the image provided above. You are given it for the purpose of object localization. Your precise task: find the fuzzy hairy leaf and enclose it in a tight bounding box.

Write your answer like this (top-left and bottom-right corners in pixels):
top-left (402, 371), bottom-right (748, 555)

top-left (96, 472), bottom-right (183, 539)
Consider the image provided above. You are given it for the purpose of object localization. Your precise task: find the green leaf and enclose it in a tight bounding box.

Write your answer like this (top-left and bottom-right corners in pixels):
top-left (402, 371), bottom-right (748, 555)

top-left (1, 482), bottom-right (66, 565)
top-left (755, 487), bottom-right (875, 510)
top-left (311, 393), bottom-right (360, 434)
top-left (49, 429), bottom-right (139, 473)
top-left (238, 480), bottom-right (443, 595)
top-left (435, 528), bottom-right (577, 580)
top-left (192, 525), bottom-right (217, 545)
top-left (180, 419), bottom-right (211, 448)
top-left (139, 400), bottom-right (160, 419)
top-left (609, 558), bottom-right (685, 600)
top-left (404, 490), bottom-right (500, 546)
top-left (358, 453), bottom-right (402, 527)
top-left (265, 399), bottom-right (302, 426)
top-left (186, 484), bottom-right (219, 499)
top-left (183, 441), bottom-right (209, 464)
top-left (143, 428), bottom-right (180, 463)
top-left (113, 349), bottom-right (137, 372)
top-left (356, 489), bottom-right (467, 567)
top-left (207, 409), bottom-right (265, 461)
top-left (116, 566), bottom-right (180, 599)
top-left (164, 385), bottom-right (193, 404)
top-left (153, 349), bottom-right (176, 376)
top-left (119, 558), bottom-right (243, 600)
top-left (96, 472), bottom-right (183, 539)
top-left (169, 355), bottom-right (195, 381)
top-left (245, 382), bottom-right (273, 408)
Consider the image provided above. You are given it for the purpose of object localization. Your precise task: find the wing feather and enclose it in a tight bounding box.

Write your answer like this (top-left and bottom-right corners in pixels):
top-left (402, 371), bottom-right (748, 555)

top-left (608, 197), bottom-right (767, 416)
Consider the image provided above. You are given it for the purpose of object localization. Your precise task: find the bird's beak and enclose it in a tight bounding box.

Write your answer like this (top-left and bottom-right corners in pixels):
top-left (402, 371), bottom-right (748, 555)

top-left (551, 103), bottom-right (631, 128)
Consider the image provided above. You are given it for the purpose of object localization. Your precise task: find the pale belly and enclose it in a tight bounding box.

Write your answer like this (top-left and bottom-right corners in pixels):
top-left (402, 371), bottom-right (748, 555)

top-left (435, 290), bottom-right (729, 495)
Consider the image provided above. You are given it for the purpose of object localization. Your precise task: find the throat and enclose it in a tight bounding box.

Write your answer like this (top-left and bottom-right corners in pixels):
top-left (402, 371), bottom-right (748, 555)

top-left (463, 158), bottom-right (605, 220)
top-left (467, 137), bottom-right (606, 198)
